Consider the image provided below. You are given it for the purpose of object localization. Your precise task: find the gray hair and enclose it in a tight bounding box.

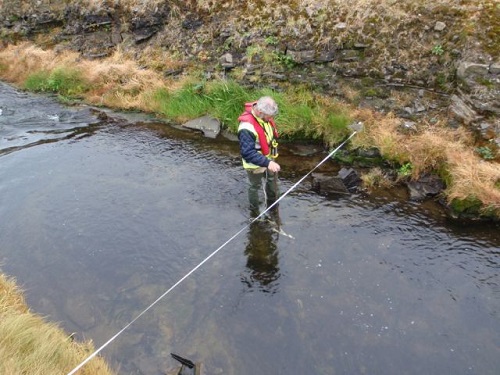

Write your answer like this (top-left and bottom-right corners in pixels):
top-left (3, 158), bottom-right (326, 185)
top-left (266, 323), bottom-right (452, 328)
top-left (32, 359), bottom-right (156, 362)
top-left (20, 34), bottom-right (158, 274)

top-left (255, 96), bottom-right (278, 117)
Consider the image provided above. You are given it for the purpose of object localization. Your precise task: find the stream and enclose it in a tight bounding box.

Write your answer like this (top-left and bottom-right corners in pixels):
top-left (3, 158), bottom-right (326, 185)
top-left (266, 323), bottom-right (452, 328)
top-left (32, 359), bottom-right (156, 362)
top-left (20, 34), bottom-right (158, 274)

top-left (0, 81), bottom-right (499, 375)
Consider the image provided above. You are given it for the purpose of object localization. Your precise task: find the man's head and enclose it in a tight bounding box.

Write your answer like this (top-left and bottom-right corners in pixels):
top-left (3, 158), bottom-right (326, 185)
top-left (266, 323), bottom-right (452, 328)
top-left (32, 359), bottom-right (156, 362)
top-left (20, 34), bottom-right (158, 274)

top-left (254, 96), bottom-right (278, 121)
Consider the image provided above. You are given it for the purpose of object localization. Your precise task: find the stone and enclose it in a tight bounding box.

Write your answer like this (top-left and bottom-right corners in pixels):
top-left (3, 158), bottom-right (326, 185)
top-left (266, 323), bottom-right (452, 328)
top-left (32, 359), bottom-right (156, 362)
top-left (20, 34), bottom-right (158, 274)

top-left (311, 173), bottom-right (349, 194)
top-left (340, 50), bottom-right (360, 62)
top-left (348, 121), bottom-right (364, 133)
top-left (448, 95), bottom-right (479, 125)
top-left (316, 50), bottom-right (336, 63)
top-left (406, 174), bottom-right (444, 200)
top-left (414, 102), bottom-right (426, 112)
top-left (286, 49), bottom-right (315, 64)
top-left (219, 53), bottom-right (234, 69)
top-left (64, 296), bottom-right (99, 331)
top-left (183, 115), bottom-right (221, 138)
top-left (434, 21), bottom-right (446, 31)
top-left (287, 143), bottom-right (323, 156)
top-left (489, 63), bottom-right (500, 75)
top-left (338, 167), bottom-right (361, 191)
top-left (456, 62), bottom-right (489, 79)
top-left (401, 121), bottom-right (418, 133)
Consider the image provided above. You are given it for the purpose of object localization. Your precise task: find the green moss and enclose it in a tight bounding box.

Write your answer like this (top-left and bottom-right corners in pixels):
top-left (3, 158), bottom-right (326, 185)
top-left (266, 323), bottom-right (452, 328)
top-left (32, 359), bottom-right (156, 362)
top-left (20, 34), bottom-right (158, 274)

top-left (272, 51), bottom-right (296, 69)
top-left (333, 149), bottom-right (385, 168)
top-left (448, 195), bottom-right (500, 222)
top-left (475, 77), bottom-right (494, 89)
top-left (361, 87), bottom-right (389, 99)
top-left (450, 196), bottom-right (483, 214)
top-left (360, 77), bottom-right (376, 87)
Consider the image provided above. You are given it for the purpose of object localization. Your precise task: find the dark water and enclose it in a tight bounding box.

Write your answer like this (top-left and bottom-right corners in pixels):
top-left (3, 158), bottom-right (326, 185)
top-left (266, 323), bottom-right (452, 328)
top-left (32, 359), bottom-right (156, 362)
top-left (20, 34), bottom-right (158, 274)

top-left (1, 82), bottom-right (499, 375)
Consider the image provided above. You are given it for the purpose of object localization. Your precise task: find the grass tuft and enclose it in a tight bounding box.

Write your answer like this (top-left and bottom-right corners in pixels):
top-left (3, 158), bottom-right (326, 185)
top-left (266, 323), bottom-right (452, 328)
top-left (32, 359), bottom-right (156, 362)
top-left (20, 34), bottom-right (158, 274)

top-left (0, 272), bottom-right (115, 375)
top-left (25, 67), bottom-right (88, 97)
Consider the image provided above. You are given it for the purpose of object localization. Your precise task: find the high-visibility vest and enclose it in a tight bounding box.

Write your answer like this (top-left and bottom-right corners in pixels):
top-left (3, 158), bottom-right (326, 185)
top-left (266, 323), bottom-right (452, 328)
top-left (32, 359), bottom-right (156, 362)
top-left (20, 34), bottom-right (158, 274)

top-left (238, 103), bottom-right (279, 170)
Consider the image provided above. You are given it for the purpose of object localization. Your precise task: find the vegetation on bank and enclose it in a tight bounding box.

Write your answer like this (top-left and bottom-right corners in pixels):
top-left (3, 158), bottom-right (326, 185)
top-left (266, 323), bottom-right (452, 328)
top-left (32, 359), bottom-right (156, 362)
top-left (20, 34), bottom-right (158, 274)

top-left (0, 43), bottom-right (499, 218)
top-left (0, 272), bottom-right (115, 374)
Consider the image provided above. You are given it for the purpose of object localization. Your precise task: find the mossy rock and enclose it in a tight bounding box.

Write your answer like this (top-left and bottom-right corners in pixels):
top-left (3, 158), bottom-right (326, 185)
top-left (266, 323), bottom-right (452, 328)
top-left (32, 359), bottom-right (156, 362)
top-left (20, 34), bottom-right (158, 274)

top-left (450, 196), bottom-right (483, 214)
top-left (333, 149), bottom-right (385, 168)
top-left (449, 196), bottom-right (499, 221)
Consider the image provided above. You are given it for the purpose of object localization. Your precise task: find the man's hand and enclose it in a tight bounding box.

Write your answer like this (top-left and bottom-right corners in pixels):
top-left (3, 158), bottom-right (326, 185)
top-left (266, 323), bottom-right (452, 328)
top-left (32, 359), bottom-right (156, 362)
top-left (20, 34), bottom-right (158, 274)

top-left (267, 160), bottom-right (281, 173)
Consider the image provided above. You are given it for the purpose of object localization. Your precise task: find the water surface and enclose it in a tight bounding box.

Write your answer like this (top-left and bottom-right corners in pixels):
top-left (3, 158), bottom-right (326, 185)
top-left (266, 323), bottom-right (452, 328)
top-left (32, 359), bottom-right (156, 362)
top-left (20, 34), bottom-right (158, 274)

top-left (1, 82), bottom-right (499, 375)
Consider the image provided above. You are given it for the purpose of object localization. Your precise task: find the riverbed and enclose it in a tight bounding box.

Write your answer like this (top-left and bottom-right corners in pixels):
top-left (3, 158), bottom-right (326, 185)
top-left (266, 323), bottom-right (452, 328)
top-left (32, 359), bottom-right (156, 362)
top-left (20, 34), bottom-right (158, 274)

top-left (1, 82), bottom-right (499, 375)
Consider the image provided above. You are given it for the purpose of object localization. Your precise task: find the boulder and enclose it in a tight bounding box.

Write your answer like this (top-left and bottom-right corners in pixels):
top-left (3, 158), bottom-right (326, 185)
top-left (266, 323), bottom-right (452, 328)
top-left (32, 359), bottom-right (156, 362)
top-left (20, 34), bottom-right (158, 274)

top-left (311, 173), bottom-right (349, 194)
top-left (182, 115), bottom-right (221, 138)
top-left (311, 169), bottom-right (361, 194)
top-left (338, 167), bottom-right (361, 191)
top-left (448, 94), bottom-right (480, 125)
top-left (405, 174), bottom-right (445, 200)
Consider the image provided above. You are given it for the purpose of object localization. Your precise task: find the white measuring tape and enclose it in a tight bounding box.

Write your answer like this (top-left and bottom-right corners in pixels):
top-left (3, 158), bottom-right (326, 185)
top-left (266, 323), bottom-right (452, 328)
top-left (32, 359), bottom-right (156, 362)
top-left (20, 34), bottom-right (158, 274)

top-left (67, 131), bottom-right (357, 375)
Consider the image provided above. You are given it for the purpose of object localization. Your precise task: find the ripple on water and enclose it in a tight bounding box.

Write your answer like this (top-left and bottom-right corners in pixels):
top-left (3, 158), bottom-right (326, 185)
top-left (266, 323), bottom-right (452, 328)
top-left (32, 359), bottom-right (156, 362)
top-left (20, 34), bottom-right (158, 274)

top-left (1, 82), bottom-right (500, 375)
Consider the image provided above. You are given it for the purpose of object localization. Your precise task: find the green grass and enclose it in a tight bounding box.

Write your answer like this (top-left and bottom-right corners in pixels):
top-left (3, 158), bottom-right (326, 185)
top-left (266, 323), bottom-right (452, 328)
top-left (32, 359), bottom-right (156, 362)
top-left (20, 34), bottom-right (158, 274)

top-left (151, 79), bottom-right (352, 142)
top-left (153, 84), bottom-right (212, 120)
top-left (204, 80), bottom-right (254, 129)
top-left (322, 112), bottom-right (352, 144)
top-left (24, 67), bottom-right (89, 97)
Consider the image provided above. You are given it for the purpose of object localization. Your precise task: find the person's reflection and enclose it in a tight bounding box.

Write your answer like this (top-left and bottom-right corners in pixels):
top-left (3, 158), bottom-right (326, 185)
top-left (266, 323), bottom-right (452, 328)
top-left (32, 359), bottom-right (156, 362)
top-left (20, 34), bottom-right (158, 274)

top-left (241, 209), bottom-right (281, 294)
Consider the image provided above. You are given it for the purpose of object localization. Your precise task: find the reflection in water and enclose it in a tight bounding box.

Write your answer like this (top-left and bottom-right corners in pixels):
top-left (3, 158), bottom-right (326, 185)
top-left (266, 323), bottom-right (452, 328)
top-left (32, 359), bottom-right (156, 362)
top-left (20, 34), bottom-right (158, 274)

top-left (241, 209), bottom-right (281, 294)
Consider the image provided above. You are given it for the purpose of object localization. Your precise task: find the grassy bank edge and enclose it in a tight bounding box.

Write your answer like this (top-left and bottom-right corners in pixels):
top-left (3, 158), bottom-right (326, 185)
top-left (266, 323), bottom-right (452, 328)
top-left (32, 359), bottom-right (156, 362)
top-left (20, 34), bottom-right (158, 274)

top-left (0, 271), bottom-right (115, 375)
top-left (0, 43), bottom-right (498, 219)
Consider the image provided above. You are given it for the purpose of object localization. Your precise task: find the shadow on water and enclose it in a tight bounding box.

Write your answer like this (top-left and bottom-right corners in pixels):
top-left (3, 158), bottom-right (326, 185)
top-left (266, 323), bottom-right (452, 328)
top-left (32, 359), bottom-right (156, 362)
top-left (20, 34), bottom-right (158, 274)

top-left (1, 82), bottom-right (499, 375)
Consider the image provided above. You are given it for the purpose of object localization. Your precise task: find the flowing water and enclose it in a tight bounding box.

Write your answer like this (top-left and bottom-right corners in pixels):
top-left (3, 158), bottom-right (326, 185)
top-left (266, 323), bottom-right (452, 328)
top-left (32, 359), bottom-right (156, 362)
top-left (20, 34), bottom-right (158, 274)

top-left (1, 82), bottom-right (499, 375)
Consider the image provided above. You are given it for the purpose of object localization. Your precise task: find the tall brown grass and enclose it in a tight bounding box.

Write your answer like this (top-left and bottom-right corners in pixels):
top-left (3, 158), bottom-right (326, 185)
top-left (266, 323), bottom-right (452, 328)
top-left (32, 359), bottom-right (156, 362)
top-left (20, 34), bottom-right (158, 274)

top-left (0, 272), bottom-right (115, 375)
top-left (0, 42), bottom-right (182, 111)
top-left (353, 108), bottom-right (499, 213)
top-left (446, 148), bottom-right (500, 211)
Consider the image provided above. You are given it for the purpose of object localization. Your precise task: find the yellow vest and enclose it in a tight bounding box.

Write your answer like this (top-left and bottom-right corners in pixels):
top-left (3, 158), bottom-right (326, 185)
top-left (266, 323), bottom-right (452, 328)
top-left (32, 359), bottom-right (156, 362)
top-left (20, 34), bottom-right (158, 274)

top-left (238, 116), bottom-right (276, 170)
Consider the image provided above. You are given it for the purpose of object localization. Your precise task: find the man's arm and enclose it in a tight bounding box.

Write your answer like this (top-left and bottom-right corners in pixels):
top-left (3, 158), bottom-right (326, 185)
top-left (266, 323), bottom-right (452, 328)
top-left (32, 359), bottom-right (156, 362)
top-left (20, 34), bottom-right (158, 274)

top-left (238, 129), bottom-right (270, 167)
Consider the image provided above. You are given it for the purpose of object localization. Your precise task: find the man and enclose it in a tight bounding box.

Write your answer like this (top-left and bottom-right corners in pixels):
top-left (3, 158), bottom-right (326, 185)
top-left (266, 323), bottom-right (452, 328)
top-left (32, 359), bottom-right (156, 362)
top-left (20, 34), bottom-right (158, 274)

top-left (237, 96), bottom-right (281, 215)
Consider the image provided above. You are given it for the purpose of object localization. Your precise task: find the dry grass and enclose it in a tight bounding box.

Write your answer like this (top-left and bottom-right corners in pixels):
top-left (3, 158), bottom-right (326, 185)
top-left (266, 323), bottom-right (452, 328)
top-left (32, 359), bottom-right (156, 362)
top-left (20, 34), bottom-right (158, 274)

top-left (404, 125), bottom-right (474, 177)
top-left (78, 48), bottom-right (171, 109)
top-left (0, 272), bottom-right (115, 375)
top-left (361, 167), bottom-right (395, 190)
top-left (0, 43), bottom-right (173, 110)
top-left (352, 109), bottom-right (410, 163)
top-left (353, 107), bottom-right (499, 213)
top-left (446, 148), bottom-right (500, 211)
top-left (0, 44), bottom-right (58, 82)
